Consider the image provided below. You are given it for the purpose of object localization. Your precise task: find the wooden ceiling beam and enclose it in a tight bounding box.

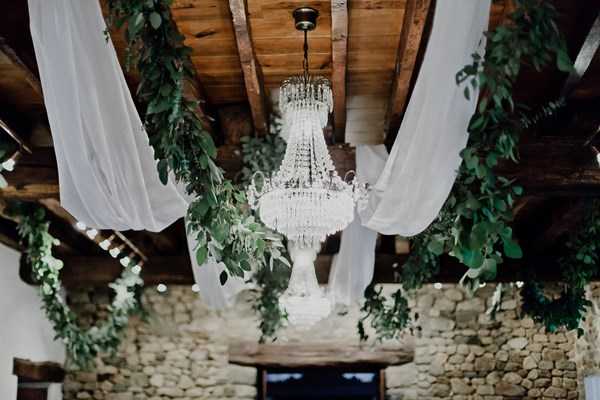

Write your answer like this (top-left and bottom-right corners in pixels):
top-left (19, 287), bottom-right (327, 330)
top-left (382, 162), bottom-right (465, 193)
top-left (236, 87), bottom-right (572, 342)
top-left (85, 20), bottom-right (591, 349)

top-left (229, 0), bottom-right (269, 135)
top-left (39, 198), bottom-right (149, 264)
top-left (0, 36), bottom-right (42, 96)
top-left (331, 0), bottom-right (348, 143)
top-left (4, 139), bottom-right (600, 200)
top-left (384, 0), bottom-right (433, 140)
top-left (31, 249), bottom-right (587, 288)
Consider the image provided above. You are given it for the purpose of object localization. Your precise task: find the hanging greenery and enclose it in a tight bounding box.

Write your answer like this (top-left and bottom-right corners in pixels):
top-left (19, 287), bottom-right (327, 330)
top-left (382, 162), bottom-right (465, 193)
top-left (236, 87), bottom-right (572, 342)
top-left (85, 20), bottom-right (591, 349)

top-left (107, 0), bottom-right (287, 283)
top-left (237, 117), bottom-right (289, 341)
top-left (358, 285), bottom-right (416, 342)
top-left (360, 0), bottom-right (573, 341)
top-left (521, 200), bottom-right (600, 335)
top-left (10, 202), bottom-right (143, 369)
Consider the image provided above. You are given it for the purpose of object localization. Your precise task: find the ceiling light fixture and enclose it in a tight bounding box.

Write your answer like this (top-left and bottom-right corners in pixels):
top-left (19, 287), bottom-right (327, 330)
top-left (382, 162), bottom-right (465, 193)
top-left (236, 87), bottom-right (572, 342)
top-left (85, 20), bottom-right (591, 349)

top-left (247, 7), bottom-right (366, 327)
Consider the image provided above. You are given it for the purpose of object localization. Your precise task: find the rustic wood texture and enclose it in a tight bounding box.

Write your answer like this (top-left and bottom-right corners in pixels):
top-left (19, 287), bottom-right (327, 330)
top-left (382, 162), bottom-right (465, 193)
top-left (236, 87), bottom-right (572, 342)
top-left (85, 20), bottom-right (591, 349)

top-left (385, 0), bottom-right (432, 139)
top-left (228, 341), bottom-right (414, 367)
top-left (330, 0), bottom-right (348, 142)
top-left (13, 358), bottom-right (65, 383)
top-left (4, 139), bottom-right (600, 200)
top-left (0, 37), bottom-right (43, 113)
top-left (229, 0), bottom-right (269, 135)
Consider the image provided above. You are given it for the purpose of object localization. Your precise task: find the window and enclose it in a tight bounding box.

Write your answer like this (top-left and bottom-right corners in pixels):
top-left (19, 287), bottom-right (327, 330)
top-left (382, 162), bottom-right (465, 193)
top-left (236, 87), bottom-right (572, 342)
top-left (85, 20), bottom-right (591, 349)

top-left (260, 367), bottom-right (383, 400)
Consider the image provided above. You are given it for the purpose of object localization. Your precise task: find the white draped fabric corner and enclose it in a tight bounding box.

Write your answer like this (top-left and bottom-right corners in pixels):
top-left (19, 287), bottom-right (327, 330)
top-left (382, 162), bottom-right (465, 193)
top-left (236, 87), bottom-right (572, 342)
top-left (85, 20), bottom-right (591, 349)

top-left (185, 217), bottom-right (247, 310)
top-left (328, 145), bottom-right (388, 306)
top-left (28, 0), bottom-right (188, 231)
top-left (362, 0), bottom-right (491, 237)
top-left (585, 375), bottom-right (600, 399)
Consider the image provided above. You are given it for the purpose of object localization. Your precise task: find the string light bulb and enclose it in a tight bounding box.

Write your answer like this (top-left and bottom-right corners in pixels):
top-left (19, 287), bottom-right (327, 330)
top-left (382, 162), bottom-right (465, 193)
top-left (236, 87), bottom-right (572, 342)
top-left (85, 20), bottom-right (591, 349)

top-left (157, 283), bottom-right (167, 293)
top-left (99, 239), bottom-right (111, 250)
top-left (86, 228), bottom-right (98, 239)
top-left (132, 264), bottom-right (142, 275)
top-left (434, 282), bottom-right (443, 290)
top-left (119, 256), bottom-right (131, 267)
top-left (109, 245), bottom-right (124, 258)
top-left (75, 221), bottom-right (87, 231)
top-left (1, 158), bottom-right (15, 171)
top-left (592, 146), bottom-right (599, 166)
top-left (191, 284), bottom-right (200, 293)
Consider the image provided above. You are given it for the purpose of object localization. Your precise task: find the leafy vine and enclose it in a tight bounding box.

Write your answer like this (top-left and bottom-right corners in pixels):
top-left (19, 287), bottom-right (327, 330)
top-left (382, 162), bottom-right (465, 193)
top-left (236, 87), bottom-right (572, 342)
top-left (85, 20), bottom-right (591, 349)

top-left (107, 0), bottom-right (287, 283)
top-left (237, 118), bottom-right (289, 341)
top-left (521, 201), bottom-right (600, 335)
top-left (10, 202), bottom-right (143, 369)
top-left (360, 0), bottom-right (573, 340)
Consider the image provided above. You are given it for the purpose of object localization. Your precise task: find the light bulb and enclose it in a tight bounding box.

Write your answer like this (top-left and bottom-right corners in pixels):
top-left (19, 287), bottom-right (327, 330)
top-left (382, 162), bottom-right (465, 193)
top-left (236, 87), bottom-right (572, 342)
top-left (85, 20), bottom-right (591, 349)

top-left (515, 281), bottom-right (524, 288)
top-left (132, 264), bottom-right (142, 275)
top-left (1, 158), bottom-right (15, 171)
top-left (99, 239), bottom-right (111, 250)
top-left (75, 221), bottom-right (87, 231)
top-left (191, 284), bottom-right (200, 293)
top-left (434, 282), bottom-right (443, 290)
top-left (86, 229), bottom-right (98, 239)
top-left (109, 247), bottom-right (121, 258)
top-left (119, 256), bottom-right (130, 267)
top-left (157, 283), bottom-right (167, 293)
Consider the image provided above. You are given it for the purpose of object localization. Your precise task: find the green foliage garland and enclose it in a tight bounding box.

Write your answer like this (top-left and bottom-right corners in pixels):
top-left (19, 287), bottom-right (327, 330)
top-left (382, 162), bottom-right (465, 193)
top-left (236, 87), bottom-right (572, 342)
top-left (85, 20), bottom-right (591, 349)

top-left (357, 285), bottom-right (414, 342)
top-left (107, 0), bottom-right (287, 282)
top-left (521, 201), bottom-right (600, 335)
top-left (252, 259), bottom-right (290, 342)
top-left (10, 203), bottom-right (143, 369)
top-left (360, 0), bottom-right (573, 340)
top-left (237, 120), bottom-right (289, 341)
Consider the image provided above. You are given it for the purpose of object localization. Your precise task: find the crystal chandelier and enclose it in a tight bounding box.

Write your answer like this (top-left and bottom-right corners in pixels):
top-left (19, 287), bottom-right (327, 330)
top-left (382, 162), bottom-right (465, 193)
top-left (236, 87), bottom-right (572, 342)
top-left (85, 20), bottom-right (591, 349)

top-left (247, 7), bottom-right (366, 327)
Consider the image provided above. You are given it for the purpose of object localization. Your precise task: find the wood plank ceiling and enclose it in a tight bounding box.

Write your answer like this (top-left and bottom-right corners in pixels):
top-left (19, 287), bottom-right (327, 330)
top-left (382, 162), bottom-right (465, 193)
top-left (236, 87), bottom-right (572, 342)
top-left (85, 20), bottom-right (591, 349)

top-left (0, 0), bottom-right (599, 286)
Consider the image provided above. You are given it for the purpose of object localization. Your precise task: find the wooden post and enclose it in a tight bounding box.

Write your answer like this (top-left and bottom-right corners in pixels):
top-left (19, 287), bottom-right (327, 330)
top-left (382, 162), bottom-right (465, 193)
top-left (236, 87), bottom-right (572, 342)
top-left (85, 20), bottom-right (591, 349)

top-left (13, 358), bottom-right (65, 400)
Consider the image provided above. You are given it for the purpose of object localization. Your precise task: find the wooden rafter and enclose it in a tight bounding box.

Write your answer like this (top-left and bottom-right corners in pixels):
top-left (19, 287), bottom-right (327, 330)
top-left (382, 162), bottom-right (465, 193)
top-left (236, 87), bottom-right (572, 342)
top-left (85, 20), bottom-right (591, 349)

top-left (229, 0), bottom-right (268, 135)
top-left (385, 0), bottom-right (432, 139)
top-left (4, 139), bottom-right (600, 200)
top-left (331, 0), bottom-right (348, 143)
top-left (39, 198), bottom-right (149, 263)
top-left (27, 249), bottom-right (589, 288)
top-left (0, 36), bottom-right (42, 96)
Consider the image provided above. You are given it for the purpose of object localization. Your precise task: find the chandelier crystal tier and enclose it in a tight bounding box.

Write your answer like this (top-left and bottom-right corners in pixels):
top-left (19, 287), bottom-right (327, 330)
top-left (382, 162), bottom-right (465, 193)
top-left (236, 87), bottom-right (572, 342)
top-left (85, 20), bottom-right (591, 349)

top-left (247, 7), bottom-right (366, 326)
top-left (247, 8), bottom-right (366, 249)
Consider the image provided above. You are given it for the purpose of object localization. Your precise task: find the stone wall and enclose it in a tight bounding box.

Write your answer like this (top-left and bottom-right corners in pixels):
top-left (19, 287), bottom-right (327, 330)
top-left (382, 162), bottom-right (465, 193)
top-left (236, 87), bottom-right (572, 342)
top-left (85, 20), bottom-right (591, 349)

top-left (63, 288), bottom-right (258, 400)
top-left (63, 283), bottom-right (600, 400)
top-left (399, 284), bottom-right (581, 400)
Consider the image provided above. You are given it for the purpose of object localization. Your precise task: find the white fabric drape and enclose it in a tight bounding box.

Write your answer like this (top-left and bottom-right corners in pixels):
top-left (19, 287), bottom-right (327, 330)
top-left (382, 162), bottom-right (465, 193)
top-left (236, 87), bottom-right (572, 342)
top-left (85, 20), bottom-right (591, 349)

top-left (328, 145), bottom-right (387, 306)
top-left (585, 376), bottom-right (600, 399)
top-left (29, 0), bottom-right (239, 307)
top-left (328, 1), bottom-right (490, 303)
top-left (362, 0), bottom-right (491, 236)
top-left (29, 0), bottom-right (187, 232)
top-left (185, 216), bottom-right (247, 309)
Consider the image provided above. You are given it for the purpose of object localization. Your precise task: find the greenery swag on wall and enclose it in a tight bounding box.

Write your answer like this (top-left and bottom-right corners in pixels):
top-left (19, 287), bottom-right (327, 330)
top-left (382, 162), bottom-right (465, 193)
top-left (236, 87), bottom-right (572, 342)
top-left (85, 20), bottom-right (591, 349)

top-left (11, 202), bottom-right (143, 369)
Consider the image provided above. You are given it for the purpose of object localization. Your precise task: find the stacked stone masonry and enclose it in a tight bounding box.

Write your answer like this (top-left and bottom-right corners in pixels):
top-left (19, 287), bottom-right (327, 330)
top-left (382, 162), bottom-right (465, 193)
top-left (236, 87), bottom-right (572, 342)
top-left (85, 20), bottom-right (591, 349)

top-left (64, 283), bottom-right (599, 400)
